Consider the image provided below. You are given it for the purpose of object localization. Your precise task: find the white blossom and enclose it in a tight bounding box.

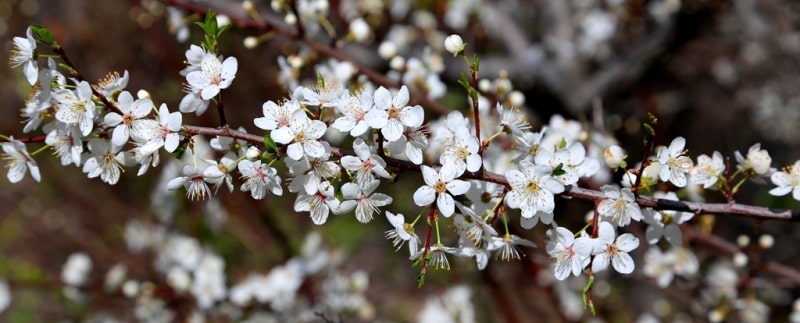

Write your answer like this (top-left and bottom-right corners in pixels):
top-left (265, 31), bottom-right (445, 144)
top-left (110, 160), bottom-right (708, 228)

top-left (546, 226), bottom-right (592, 280)
top-left (597, 185), bottom-right (642, 226)
top-left (656, 136), bottom-right (693, 187)
top-left (338, 180), bottom-right (393, 223)
top-left (54, 80), bottom-right (96, 136)
top-left (365, 85), bottom-right (424, 142)
top-left (270, 110), bottom-right (327, 160)
top-left (591, 221), bottom-right (639, 274)
top-left (691, 151), bottom-right (725, 189)
top-left (2, 139), bottom-right (40, 183)
top-left (413, 165), bottom-right (471, 217)
top-left (10, 27), bottom-right (38, 85)
top-left (735, 143), bottom-right (772, 175)
top-left (769, 160), bottom-right (800, 200)
top-left (238, 160), bottom-right (283, 199)
top-left (505, 160), bottom-right (564, 218)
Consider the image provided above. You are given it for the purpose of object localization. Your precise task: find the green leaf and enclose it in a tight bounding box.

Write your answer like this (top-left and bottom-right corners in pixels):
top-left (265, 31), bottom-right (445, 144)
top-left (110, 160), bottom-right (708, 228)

top-left (30, 24), bottom-right (55, 45)
top-left (458, 74), bottom-right (471, 92)
top-left (472, 54), bottom-right (480, 71)
top-left (552, 163), bottom-right (567, 177)
top-left (642, 123), bottom-right (655, 137)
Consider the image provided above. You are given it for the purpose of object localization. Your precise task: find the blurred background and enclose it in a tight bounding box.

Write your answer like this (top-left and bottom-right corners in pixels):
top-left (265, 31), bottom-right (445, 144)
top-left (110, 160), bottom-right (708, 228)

top-left (1, 0), bottom-right (800, 321)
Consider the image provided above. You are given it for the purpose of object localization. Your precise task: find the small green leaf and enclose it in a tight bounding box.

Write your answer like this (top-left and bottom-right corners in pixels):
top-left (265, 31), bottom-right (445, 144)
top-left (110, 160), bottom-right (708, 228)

top-left (458, 74), bottom-right (471, 92)
top-left (642, 123), bottom-right (655, 137)
top-left (472, 54), bottom-right (480, 71)
top-left (552, 163), bottom-right (567, 177)
top-left (648, 112), bottom-right (658, 125)
top-left (30, 24), bottom-right (55, 45)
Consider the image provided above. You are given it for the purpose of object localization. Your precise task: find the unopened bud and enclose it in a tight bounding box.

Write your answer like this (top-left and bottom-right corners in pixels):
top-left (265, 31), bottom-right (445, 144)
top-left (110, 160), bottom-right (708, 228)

top-left (137, 89), bottom-right (151, 99)
top-left (285, 12), bottom-right (297, 25)
top-left (758, 234), bottom-right (774, 249)
top-left (245, 146), bottom-right (261, 160)
top-left (444, 34), bottom-right (465, 56)
top-left (732, 252), bottom-right (748, 267)
top-left (508, 91), bottom-right (525, 106)
top-left (243, 36), bottom-right (259, 49)
top-left (389, 56), bottom-right (405, 71)
top-left (242, 0), bottom-right (255, 12)
top-left (604, 145), bottom-right (625, 169)
top-left (216, 15), bottom-right (231, 27)
top-left (736, 234), bottom-right (750, 247)
top-left (349, 18), bottom-right (371, 42)
top-left (378, 41), bottom-right (397, 59)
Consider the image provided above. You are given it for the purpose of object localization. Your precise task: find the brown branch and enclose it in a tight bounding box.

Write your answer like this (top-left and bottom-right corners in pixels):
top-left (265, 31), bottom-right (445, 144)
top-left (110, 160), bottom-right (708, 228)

top-left (182, 124), bottom-right (800, 223)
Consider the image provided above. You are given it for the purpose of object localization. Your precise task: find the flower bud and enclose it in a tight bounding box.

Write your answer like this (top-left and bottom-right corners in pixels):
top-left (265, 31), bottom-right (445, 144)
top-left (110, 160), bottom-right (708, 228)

top-left (758, 234), bottom-right (774, 249)
top-left (604, 145), bottom-right (625, 169)
top-left (389, 56), bottom-right (405, 71)
top-left (349, 18), bottom-right (371, 42)
top-left (243, 36), bottom-right (259, 49)
top-left (747, 145), bottom-right (772, 175)
top-left (378, 41), bottom-right (397, 59)
top-left (508, 91), bottom-right (525, 106)
top-left (137, 89), bottom-right (151, 99)
top-left (245, 146), bottom-right (261, 160)
top-left (216, 15), bottom-right (231, 27)
top-left (444, 34), bottom-right (465, 56)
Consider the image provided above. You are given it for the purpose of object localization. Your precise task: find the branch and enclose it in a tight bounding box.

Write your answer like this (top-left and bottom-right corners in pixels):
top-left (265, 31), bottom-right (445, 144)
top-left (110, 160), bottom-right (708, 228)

top-left (182, 125), bottom-right (800, 223)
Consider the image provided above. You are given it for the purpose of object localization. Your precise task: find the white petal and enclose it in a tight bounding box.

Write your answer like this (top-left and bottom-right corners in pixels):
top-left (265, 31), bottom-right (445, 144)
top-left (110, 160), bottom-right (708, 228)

top-left (615, 233), bottom-right (640, 252)
top-left (446, 179), bottom-right (471, 196)
top-left (413, 186), bottom-right (436, 207)
top-left (592, 253), bottom-right (610, 272)
top-left (664, 224), bottom-right (683, 247)
top-left (436, 193), bottom-right (455, 217)
top-left (611, 253), bottom-right (635, 274)
top-left (303, 140), bottom-right (326, 158)
top-left (270, 127), bottom-right (294, 144)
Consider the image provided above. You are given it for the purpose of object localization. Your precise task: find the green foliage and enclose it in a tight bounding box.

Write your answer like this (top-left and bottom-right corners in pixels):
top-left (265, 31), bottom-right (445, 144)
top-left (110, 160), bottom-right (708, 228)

top-left (195, 9), bottom-right (230, 52)
top-left (30, 24), bottom-right (55, 45)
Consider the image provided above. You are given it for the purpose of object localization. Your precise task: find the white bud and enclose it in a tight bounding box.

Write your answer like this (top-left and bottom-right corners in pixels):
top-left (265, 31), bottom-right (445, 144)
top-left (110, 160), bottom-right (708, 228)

top-left (216, 15), bottom-right (231, 27)
top-left (378, 41), bottom-right (397, 59)
top-left (245, 146), bottom-right (261, 160)
top-left (167, 268), bottom-right (192, 292)
top-left (287, 55), bottom-right (303, 69)
top-left (758, 234), bottom-right (774, 249)
top-left (748, 145), bottom-right (772, 175)
top-left (122, 280), bottom-right (139, 298)
top-left (733, 252), bottom-right (748, 267)
top-left (137, 89), bottom-right (151, 99)
top-left (389, 56), bottom-right (405, 71)
top-left (604, 145), bottom-right (625, 169)
top-left (622, 170), bottom-right (637, 188)
top-left (349, 18), bottom-right (371, 42)
top-left (104, 264), bottom-right (127, 292)
top-left (478, 79), bottom-right (491, 92)
top-left (271, 0), bottom-right (283, 11)
top-left (708, 308), bottom-right (726, 322)
top-left (444, 34), bottom-right (465, 56)
top-left (242, 0), bottom-right (255, 12)
top-left (285, 12), bottom-right (297, 25)
top-left (508, 90), bottom-right (525, 106)
top-left (243, 36), bottom-right (259, 49)
top-left (736, 234), bottom-right (750, 247)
